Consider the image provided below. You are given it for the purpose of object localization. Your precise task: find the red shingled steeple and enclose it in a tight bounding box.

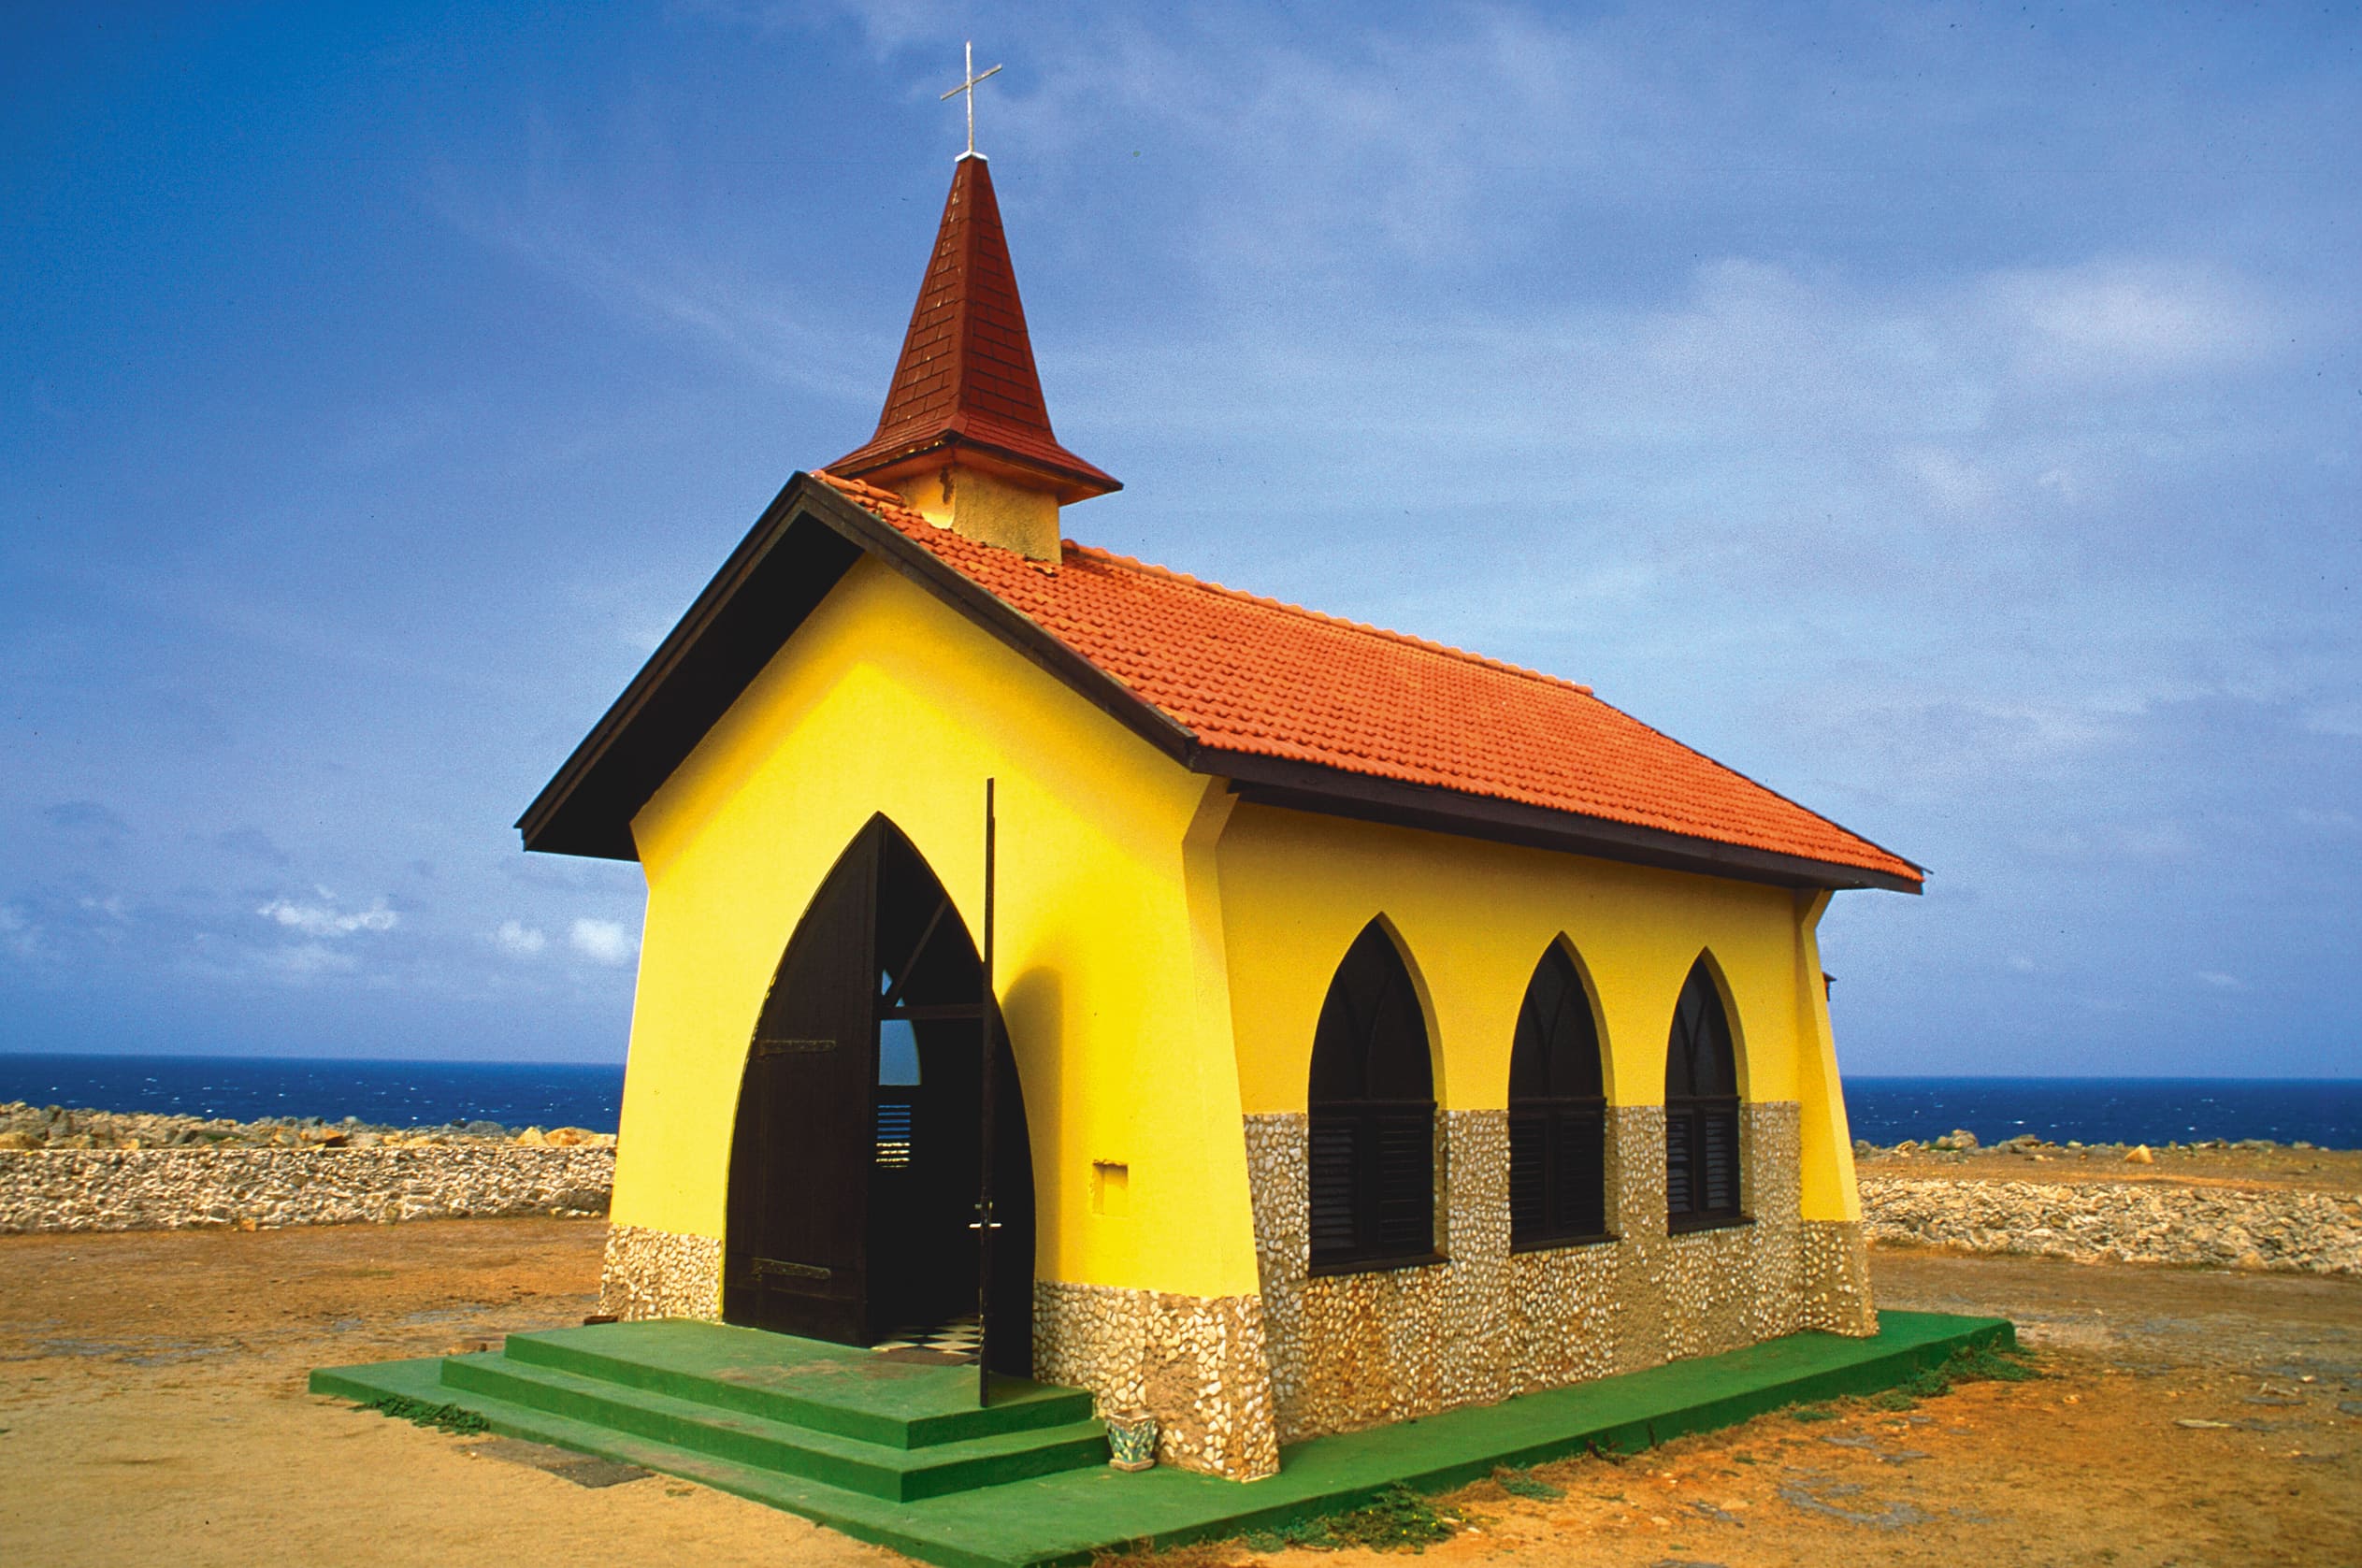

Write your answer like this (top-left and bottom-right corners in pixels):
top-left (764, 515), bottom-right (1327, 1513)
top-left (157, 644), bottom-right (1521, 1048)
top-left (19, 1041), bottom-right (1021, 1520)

top-left (830, 156), bottom-right (1118, 504)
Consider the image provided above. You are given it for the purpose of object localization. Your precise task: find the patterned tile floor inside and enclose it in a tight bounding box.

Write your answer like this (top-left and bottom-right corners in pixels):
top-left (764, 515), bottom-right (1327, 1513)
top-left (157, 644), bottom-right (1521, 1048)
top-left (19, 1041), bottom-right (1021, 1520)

top-left (871, 1314), bottom-right (982, 1359)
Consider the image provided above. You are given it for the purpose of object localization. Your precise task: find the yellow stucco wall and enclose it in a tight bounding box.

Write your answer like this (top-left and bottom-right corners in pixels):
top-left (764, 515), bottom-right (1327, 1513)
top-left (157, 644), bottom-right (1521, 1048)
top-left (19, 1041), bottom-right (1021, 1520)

top-left (1215, 805), bottom-right (1862, 1222)
top-left (615, 555), bottom-right (1264, 1300)
top-left (610, 550), bottom-right (1869, 1302)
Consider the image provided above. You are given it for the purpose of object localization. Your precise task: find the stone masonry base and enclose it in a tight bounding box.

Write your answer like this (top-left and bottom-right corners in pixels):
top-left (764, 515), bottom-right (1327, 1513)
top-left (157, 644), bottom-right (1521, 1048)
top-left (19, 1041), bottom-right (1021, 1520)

top-left (598, 1224), bottom-right (723, 1321)
top-left (598, 1226), bottom-right (1287, 1479)
top-left (1244, 1100), bottom-right (1872, 1445)
top-left (1032, 1281), bottom-right (1281, 1480)
top-left (597, 1106), bottom-right (1874, 1479)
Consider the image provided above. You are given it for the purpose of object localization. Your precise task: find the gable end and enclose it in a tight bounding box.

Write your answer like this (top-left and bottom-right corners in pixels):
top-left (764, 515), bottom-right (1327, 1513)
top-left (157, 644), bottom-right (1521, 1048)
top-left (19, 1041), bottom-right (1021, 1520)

top-left (516, 474), bottom-right (1191, 860)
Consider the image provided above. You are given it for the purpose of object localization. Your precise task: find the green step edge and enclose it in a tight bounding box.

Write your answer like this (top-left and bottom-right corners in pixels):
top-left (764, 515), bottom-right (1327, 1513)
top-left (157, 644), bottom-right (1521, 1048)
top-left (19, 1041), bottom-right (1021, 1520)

top-left (502, 1324), bottom-right (1095, 1449)
top-left (440, 1353), bottom-right (1108, 1501)
top-left (310, 1310), bottom-right (2013, 1568)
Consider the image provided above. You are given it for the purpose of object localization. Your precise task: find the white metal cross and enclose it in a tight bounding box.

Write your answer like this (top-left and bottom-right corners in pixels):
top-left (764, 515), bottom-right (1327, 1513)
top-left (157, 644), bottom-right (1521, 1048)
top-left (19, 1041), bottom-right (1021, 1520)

top-left (939, 40), bottom-right (1002, 158)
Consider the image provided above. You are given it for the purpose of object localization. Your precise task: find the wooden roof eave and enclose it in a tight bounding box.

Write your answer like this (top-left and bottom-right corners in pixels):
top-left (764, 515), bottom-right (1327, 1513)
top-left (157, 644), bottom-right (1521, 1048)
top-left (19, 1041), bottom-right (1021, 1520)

top-left (1206, 750), bottom-right (1925, 896)
top-left (517, 473), bottom-right (1924, 896)
top-left (514, 473), bottom-right (1194, 861)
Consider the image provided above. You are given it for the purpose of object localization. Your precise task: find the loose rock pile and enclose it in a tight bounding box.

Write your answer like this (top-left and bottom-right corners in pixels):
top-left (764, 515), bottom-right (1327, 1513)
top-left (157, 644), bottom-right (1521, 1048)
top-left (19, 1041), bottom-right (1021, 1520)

top-left (1854, 1130), bottom-right (2327, 1162)
top-left (1852, 1132), bottom-right (2362, 1277)
top-left (1859, 1175), bottom-right (2361, 1276)
top-left (0, 1101), bottom-right (614, 1235)
top-left (0, 1100), bottom-right (613, 1150)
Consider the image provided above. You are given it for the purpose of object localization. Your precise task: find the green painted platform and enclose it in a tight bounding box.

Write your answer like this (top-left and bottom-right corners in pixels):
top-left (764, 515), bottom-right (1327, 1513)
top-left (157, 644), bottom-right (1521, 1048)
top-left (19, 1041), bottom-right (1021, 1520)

top-left (313, 1311), bottom-right (2009, 1568)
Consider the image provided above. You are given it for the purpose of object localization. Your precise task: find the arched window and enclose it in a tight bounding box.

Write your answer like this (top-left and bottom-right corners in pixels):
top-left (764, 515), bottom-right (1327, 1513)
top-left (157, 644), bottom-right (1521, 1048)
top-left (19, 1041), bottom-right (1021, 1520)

top-left (1508, 944), bottom-right (1608, 1247)
top-left (1664, 957), bottom-right (1743, 1230)
top-left (1308, 921), bottom-right (1435, 1271)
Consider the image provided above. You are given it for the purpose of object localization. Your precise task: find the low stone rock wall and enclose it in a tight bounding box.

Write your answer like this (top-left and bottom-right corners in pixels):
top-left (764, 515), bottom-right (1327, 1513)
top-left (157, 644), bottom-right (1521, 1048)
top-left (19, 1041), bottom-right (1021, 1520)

top-left (0, 1146), bottom-right (614, 1234)
top-left (1860, 1176), bottom-right (2362, 1276)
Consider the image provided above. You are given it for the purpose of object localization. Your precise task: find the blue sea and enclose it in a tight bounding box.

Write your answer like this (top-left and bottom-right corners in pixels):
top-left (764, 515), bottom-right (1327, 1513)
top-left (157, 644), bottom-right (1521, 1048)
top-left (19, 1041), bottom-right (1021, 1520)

top-left (0, 1057), bottom-right (2355, 1148)
top-left (0, 1054), bottom-right (627, 1133)
top-left (1840, 1076), bottom-right (2361, 1150)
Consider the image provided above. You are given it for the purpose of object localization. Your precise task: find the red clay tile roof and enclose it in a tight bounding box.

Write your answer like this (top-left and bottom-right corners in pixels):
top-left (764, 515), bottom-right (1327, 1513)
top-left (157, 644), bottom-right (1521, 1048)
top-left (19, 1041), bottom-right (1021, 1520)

top-left (813, 471), bottom-right (1920, 885)
top-left (831, 156), bottom-right (1117, 500)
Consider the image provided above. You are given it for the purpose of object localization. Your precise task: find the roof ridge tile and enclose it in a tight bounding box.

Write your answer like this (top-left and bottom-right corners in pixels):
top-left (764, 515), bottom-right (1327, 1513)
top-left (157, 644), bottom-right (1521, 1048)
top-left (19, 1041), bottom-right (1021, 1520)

top-left (806, 468), bottom-right (1919, 885)
top-left (1057, 542), bottom-right (1596, 698)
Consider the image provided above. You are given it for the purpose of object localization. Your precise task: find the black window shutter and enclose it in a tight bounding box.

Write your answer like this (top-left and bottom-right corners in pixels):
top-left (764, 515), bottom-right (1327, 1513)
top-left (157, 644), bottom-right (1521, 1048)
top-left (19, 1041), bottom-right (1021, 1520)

top-left (1554, 1102), bottom-right (1606, 1238)
top-left (1664, 957), bottom-right (1743, 1230)
top-left (1370, 1107), bottom-right (1433, 1257)
top-left (1308, 1115), bottom-right (1360, 1258)
top-left (1665, 1102), bottom-right (1696, 1218)
top-left (1307, 922), bottom-right (1436, 1271)
top-left (1702, 1103), bottom-right (1740, 1216)
top-left (1507, 1111), bottom-right (1547, 1238)
top-left (1508, 946), bottom-right (1611, 1249)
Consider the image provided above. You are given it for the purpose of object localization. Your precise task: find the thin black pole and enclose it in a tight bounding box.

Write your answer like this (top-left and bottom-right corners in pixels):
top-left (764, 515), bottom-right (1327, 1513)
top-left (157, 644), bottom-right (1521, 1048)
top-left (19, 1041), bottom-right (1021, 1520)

top-left (976, 777), bottom-right (998, 1407)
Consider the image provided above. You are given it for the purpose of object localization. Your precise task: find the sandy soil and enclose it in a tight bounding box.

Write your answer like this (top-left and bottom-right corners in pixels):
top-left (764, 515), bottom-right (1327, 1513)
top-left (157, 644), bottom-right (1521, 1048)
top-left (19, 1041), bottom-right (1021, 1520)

top-left (0, 1219), bottom-right (894, 1568)
top-left (2, 1218), bottom-right (2356, 1567)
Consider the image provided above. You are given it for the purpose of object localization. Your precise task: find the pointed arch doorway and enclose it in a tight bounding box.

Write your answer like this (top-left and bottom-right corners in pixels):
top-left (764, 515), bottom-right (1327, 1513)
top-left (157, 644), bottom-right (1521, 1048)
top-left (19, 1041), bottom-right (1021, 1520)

top-left (722, 815), bottom-right (1035, 1375)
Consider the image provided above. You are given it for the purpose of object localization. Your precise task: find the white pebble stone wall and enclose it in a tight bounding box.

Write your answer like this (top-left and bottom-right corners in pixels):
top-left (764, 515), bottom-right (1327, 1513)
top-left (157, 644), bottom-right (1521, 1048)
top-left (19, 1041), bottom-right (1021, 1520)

top-left (598, 1223), bottom-right (724, 1320)
top-left (0, 1146), bottom-right (613, 1234)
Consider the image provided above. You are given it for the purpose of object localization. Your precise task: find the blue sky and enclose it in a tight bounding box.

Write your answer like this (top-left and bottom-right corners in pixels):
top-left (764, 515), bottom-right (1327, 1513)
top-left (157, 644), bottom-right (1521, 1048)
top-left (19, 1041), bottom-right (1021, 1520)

top-left (2, 3), bottom-right (2355, 1074)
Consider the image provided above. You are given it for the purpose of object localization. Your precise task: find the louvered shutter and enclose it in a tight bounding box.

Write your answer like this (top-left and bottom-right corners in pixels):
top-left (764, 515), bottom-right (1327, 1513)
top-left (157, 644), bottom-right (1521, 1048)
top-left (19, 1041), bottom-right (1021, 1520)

top-left (1308, 1115), bottom-right (1360, 1260)
top-left (1555, 1103), bottom-right (1606, 1238)
top-left (1508, 1110), bottom-right (1547, 1242)
top-left (1371, 1107), bottom-right (1433, 1257)
top-left (1701, 1103), bottom-right (1740, 1216)
top-left (872, 1096), bottom-right (914, 1168)
top-left (1664, 1103), bottom-right (1696, 1218)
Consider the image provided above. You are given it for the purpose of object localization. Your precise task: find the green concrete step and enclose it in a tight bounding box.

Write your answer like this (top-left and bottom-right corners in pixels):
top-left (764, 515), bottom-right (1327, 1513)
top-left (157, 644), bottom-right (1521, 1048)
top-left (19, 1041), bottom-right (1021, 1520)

top-left (312, 1354), bottom-right (1057, 1568)
top-left (313, 1310), bottom-right (2015, 1568)
top-left (439, 1352), bottom-right (1109, 1501)
top-left (500, 1320), bottom-right (1094, 1449)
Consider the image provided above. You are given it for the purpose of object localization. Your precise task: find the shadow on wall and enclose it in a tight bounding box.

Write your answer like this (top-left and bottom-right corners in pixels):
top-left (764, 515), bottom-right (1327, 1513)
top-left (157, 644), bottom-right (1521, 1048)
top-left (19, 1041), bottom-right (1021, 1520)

top-left (1002, 964), bottom-right (1063, 1272)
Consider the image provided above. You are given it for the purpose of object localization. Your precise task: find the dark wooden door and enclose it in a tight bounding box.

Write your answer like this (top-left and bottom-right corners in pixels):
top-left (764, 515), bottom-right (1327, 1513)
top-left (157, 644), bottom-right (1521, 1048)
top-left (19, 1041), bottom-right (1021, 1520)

top-left (721, 816), bottom-right (1037, 1370)
top-left (722, 837), bottom-right (876, 1342)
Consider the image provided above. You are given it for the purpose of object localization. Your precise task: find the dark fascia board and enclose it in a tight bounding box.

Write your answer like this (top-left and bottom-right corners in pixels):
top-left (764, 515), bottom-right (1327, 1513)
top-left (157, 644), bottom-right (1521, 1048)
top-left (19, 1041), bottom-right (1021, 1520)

top-left (516, 474), bottom-right (858, 859)
top-left (1209, 749), bottom-right (1926, 896)
top-left (516, 474), bottom-right (1192, 860)
top-left (519, 472), bottom-right (1923, 897)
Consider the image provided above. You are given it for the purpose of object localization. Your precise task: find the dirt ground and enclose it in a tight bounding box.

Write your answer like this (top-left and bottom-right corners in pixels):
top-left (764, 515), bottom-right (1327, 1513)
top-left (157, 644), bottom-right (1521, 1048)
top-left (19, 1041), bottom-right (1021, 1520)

top-left (2, 1218), bottom-right (2356, 1568)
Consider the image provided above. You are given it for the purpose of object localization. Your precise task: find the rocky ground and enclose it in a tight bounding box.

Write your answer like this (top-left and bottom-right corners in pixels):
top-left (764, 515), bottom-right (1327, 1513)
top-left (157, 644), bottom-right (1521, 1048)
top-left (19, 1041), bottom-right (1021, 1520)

top-left (2, 1217), bottom-right (2355, 1567)
top-left (0, 1100), bottom-right (614, 1150)
top-left (1854, 1129), bottom-right (2362, 1192)
top-left (1854, 1131), bottom-right (2362, 1278)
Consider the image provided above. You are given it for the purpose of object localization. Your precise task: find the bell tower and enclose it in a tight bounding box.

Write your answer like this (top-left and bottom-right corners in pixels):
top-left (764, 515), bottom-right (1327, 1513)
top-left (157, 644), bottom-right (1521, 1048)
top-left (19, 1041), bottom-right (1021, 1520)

top-left (827, 152), bottom-right (1118, 562)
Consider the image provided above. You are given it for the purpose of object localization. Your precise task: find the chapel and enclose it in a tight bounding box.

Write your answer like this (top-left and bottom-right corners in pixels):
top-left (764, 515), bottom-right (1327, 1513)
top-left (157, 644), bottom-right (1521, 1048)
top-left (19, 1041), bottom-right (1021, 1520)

top-left (518, 148), bottom-right (1923, 1481)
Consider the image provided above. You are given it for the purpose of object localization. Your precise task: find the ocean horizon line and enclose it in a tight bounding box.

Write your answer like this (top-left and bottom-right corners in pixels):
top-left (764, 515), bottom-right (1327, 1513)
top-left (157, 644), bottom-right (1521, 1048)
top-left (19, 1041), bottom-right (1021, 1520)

top-left (1, 1053), bottom-right (2356, 1149)
top-left (0, 1049), bottom-right (2354, 1085)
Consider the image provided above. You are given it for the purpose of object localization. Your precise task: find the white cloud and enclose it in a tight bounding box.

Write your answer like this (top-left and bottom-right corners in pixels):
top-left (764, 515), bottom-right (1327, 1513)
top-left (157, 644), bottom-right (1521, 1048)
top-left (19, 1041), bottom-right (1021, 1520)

top-left (1982, 260), bottom-right (2286, 381)
top-left (494, 920), bottom-right (549, 957)
top-left (257, 890), bottom-right (399, 939)
top-left (2196, 971), bottom-right (2244, 990)
top-left (0, 905), bottom-right (39, 961)
top-left (2109, 823), bottom-right (2196, 859)
top-left (420, 146), bottom-right (872, 402)
top-left (268, 942), bottom-right (358, 977)
top-left (1894, 445), bottom-right (2000, 514)
top-left (569, 917), bottom-right (638, 965)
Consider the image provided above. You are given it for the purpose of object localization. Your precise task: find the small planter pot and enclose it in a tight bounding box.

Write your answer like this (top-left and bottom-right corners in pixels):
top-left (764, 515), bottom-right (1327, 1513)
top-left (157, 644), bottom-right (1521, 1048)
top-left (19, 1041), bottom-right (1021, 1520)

top-left (1103, 1408), bottom-right (1159, 1472)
